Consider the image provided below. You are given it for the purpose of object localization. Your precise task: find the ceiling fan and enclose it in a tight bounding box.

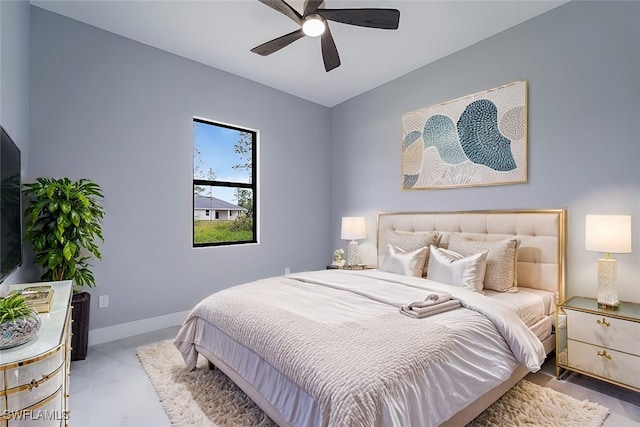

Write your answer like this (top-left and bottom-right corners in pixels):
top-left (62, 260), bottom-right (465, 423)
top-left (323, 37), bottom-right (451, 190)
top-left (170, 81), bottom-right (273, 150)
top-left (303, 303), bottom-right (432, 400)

top-left (251, 0), bottom-right (400, 72)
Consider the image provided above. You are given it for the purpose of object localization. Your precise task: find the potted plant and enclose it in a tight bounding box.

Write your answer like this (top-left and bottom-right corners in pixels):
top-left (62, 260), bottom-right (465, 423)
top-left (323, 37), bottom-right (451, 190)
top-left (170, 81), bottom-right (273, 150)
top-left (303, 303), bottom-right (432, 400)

top-left (22, 178), bottom-right (104, 360)
top-left (0, 293), bottom-right (42, 349)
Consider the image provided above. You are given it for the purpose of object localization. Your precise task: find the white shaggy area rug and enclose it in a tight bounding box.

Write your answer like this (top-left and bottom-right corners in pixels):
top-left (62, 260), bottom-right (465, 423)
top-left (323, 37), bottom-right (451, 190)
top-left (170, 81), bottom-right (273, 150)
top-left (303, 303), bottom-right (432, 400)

top-left (137, 340), bottom-right (609, 427)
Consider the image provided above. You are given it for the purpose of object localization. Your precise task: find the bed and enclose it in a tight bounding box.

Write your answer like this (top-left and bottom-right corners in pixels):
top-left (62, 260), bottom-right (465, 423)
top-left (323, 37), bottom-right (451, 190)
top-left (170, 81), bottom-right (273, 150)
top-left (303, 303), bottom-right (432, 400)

top-left (175, 209), bottom-right (566, 426)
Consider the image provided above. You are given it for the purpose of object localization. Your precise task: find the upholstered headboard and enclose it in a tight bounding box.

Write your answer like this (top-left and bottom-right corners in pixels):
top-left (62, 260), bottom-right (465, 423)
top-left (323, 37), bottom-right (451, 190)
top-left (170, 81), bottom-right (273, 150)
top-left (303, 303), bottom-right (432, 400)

top-left (377, 209), bottom-right (566, 300)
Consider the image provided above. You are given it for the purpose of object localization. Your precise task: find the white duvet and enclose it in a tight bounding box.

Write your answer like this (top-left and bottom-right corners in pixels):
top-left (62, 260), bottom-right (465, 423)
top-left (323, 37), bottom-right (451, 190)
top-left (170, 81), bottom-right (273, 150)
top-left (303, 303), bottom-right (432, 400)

top-left (175, 269), bottom-right (546, 426)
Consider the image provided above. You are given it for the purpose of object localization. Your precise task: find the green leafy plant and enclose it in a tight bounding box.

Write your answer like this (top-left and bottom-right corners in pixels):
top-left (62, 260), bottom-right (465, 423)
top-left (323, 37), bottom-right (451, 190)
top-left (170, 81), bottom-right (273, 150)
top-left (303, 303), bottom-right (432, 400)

top-left (23, 178), bottom-right (105, 288)
top-left (229, 213), bottom-right (253, 233)
top-left (0, 293), bottom-right (33, 324)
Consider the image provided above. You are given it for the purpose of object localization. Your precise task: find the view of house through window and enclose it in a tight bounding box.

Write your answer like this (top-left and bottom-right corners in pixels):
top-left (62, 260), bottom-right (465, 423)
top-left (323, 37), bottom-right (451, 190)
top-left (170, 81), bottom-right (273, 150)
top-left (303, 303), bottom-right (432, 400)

top-left (193, 118), bottom-right (257, 246)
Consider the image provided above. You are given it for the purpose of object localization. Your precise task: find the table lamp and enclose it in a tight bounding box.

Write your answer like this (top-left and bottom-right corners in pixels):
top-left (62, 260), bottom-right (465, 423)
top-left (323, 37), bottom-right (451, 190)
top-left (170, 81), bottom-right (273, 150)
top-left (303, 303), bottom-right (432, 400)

top-left (341, 217), bottom-right (366, 266)
top-left (585, 214), bottom-right (632, 310)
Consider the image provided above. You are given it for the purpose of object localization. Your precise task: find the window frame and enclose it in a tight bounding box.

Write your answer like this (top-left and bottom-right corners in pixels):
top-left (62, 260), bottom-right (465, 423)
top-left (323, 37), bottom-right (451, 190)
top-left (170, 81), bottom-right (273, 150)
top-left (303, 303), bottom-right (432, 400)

top-left (192, 117), bottom-right (258, 247)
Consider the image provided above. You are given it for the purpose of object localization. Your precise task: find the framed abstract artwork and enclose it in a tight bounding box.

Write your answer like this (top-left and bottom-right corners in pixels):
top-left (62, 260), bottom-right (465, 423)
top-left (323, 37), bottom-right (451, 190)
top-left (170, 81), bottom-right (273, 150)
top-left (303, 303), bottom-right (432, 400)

top-left (402, 80), bottom-right (528, 189)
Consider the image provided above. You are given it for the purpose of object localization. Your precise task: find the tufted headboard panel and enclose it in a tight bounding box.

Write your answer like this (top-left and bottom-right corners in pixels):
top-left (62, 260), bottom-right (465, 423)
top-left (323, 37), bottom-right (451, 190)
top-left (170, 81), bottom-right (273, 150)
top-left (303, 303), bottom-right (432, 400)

top-left (377, 209), bottom-right (566, 300)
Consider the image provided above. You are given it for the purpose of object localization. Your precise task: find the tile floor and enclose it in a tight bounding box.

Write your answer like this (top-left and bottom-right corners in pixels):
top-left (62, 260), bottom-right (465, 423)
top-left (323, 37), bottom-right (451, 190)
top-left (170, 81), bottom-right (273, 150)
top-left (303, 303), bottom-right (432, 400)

top-left (69, 327), bottom-right (179, 427)
top-left (69, 327), bottom-right (640, 426)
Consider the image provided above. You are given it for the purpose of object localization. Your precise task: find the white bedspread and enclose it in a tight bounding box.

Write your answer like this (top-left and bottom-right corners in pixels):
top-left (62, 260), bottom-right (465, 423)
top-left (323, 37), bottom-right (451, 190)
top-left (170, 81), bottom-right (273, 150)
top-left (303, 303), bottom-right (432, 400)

top-left (483, 287), bottom-right (556, 327)
top-left (175, 269), bottom-right (546, 426)
top-left (288, 270), bottom-right (545, 370)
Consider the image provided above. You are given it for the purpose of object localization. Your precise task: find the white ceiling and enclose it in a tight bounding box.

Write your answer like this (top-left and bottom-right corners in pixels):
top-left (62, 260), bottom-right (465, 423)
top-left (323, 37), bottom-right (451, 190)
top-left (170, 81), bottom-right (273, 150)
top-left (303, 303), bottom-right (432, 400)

top-left (31, 0), bottom-right (567, 107)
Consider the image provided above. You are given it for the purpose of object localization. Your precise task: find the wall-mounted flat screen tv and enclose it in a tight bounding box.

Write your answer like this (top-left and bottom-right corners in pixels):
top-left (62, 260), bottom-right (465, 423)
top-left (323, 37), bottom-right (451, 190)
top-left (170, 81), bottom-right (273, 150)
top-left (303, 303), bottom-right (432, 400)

top-left (1, 126), bottom-right (22, 283)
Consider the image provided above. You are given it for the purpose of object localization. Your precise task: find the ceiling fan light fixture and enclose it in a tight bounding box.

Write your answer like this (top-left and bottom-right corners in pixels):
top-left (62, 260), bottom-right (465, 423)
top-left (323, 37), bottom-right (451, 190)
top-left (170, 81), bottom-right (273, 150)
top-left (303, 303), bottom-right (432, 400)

top-left (302, 14), bottom-right (325, 37)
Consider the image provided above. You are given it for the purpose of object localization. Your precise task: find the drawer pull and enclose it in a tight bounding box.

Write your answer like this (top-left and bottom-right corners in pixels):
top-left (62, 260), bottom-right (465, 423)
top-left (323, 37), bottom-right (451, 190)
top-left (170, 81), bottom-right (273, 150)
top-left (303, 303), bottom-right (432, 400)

top-left (596, 318), bottom-right (610, 327)
top-left (27, 373), bottom-right (50, 391)
top-left (597, 349), bottom-right (612, 360)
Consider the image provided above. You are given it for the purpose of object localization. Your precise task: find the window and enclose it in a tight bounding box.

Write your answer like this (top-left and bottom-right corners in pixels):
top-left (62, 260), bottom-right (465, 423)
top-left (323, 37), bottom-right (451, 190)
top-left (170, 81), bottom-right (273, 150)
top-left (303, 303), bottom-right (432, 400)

top-left (193, 118), bottom-right (257, 246)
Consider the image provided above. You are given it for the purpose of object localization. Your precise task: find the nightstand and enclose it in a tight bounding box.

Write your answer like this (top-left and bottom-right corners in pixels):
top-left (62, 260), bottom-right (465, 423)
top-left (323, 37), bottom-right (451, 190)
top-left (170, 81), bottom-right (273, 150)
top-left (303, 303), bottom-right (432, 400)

top-left (556, 296), bottom-right (640, 392)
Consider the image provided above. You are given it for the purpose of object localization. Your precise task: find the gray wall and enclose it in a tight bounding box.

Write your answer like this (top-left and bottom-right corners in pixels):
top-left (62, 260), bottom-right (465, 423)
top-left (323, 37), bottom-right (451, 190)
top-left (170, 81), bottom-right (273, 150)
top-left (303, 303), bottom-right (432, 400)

top-left (29, 8), bottom-right (332, 329)
top-left (330, 1), bottom-right (640, 303)
top-left (0, 0), bottom-right (30, 286)
top-left (15, 1), bottom-right (640, 330)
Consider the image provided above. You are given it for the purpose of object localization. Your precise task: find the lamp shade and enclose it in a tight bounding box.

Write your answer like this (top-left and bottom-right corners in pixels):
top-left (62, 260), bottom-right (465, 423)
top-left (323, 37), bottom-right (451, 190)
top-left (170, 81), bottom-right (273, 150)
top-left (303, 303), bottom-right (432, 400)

top-left (585, 214), bottom-right (632, 254)
top-left (341, 217), bottom-right (366, 240)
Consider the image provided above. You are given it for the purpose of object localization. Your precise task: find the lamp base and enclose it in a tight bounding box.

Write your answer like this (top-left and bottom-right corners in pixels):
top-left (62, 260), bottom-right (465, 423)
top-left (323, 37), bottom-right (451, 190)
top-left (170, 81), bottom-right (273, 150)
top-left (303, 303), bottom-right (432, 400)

top-left (596, 258), bottom-right (620, 311)
top-left (347, 240), bottom-right (359, 267)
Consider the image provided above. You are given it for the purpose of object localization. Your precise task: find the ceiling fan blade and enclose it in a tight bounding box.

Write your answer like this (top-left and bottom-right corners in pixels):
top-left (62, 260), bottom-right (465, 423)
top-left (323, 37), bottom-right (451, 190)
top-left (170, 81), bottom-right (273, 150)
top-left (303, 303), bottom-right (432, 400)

top-left (303, 0), bottom-right (323, 16)
top-left (251, 29), bottom-right (306, 56)
top-left (258, 0), bottom-right (303, 25)
top-left (320, 24), bottom-right (340, 72)
top-left (317, 8), bottom-right (400, 29)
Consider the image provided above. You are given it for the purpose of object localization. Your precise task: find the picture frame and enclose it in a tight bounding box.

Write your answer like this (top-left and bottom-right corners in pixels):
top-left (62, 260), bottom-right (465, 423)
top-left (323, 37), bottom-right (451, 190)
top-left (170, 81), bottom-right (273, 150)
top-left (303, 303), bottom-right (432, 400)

top-left (401, 80), bottom-right (528, 189)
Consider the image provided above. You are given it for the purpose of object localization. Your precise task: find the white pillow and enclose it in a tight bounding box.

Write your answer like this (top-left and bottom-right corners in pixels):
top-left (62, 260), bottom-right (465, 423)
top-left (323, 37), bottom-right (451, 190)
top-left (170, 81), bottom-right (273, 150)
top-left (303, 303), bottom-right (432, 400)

top-left (386, 230), bottom-right (440, 276)
top-left (427, 245), bottom-right (488, 293)
top-left (379, 244), bottom-right (429, 278)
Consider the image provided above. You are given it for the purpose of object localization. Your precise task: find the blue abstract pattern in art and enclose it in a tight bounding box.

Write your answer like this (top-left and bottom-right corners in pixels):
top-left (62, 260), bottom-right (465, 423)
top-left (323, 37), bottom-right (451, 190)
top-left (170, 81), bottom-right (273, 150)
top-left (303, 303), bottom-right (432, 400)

top-left (404, 131), bottom-right (421, 149)
top-left (457, 100), bottom-right (516, 171)
top-left (403, 174), bottom-right (418, 188)
top-left (423, 115), bottom-right (466, 164)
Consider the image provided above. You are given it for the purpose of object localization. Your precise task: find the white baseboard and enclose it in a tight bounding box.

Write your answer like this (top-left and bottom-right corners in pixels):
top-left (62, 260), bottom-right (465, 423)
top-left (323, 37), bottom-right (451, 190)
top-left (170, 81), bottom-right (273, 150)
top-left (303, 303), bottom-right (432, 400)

top-left (88, 310), bottom-right (190, 346)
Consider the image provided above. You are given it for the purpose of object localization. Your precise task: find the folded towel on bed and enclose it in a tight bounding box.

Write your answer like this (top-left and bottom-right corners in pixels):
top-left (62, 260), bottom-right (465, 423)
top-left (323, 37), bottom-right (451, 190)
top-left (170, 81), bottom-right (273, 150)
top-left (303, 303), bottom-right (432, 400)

top-left (400, 299), bottom-right (461, 319)
top-left (406, 292), bottom-right (452, 309)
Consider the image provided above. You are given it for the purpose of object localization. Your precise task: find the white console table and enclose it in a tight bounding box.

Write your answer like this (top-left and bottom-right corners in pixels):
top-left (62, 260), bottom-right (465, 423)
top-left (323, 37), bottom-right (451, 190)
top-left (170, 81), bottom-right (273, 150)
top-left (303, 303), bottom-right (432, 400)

top-left (1, 281), bottom-right (73, 426)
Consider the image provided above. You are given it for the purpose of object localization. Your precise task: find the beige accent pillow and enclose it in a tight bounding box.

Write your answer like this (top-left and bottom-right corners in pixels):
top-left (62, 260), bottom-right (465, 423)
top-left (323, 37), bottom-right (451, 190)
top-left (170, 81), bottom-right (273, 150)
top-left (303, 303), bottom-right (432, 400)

top-left (427, 246), bottom-right (488, 293)
top-left (379, 245), bottom-right (429, 278)
top-left (447, 235), bottom-right (521, 292)
top-left (386, 230), bottom-right (440, 275)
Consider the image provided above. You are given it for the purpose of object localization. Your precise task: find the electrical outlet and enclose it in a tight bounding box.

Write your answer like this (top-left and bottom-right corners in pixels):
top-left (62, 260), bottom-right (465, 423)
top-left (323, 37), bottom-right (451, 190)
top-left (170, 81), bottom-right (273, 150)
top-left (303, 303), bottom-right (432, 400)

top-left (99, 295), bottom-right (109, 309)
top-left (284, 267), bottom-right (290, 275)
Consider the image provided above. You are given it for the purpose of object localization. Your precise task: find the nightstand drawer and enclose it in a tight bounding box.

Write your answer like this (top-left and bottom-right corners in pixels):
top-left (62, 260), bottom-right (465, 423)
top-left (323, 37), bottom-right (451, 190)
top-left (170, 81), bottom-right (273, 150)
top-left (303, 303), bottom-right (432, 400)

top-left (567, 339), bottom-right (640, 389)
top-left (566, 309), bottom-right (640, 356)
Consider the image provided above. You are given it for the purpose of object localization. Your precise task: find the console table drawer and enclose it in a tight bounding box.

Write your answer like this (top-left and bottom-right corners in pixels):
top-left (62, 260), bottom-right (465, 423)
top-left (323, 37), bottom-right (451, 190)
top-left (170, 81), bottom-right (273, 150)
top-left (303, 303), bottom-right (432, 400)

top-left (567, 339), bottom-right (640, 389)
top-left (566, 309), bottom-right (640, 355)
top-left (4, 346), bottom-right (64, 391)
top-left (6, 386), bottom-right (64, 427)
top-left (6, 364), bottom-right (63, 412)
